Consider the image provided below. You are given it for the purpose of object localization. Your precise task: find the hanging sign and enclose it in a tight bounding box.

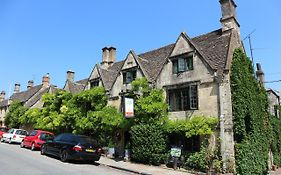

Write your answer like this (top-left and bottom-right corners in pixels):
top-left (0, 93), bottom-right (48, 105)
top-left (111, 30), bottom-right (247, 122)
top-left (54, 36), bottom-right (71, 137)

top-left (124, 97), bottom-right (134, 118)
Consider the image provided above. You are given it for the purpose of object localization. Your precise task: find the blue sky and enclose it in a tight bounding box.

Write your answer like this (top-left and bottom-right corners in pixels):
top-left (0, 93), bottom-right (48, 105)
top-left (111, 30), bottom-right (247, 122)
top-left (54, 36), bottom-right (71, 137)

top-left (0, 0), bottom-right (281, 96)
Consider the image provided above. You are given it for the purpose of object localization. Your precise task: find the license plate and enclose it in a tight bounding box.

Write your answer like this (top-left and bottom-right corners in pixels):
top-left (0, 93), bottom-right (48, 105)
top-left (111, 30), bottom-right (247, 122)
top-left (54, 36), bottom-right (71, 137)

top-left (86, 149), bottom-right (94, 153)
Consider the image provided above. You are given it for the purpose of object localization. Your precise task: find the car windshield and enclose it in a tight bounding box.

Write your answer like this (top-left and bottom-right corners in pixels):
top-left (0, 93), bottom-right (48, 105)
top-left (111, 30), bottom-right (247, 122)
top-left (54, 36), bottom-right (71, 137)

top-left (16, 130), bottom-right (27, 136)
top-left (40, 133), bottom-right (54, 141)
top-left (8, 129), bottom-right (14, 134)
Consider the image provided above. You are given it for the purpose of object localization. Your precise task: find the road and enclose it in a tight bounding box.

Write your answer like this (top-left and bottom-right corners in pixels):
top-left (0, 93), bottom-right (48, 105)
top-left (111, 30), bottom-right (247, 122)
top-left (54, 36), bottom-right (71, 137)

top-left (0, 142), bottom-right (133, 175)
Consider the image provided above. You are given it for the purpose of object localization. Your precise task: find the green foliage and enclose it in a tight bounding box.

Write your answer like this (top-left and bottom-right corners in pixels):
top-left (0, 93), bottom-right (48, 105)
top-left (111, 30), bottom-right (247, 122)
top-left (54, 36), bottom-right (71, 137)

top-left (36, 90), bottom-right (73, 133)
top-left (20, 108), bottom-right (42, 125)
top-left (130, 123), bottom-right (168, 165)
top-left (165, 116), bottom-right (218, 138)
top-left (185, 146), bottom-right (208, 172)
top-left (5, 101), bottom-right (27, 128)
top-left (231, 48), bottom-right (271, 174)
top-left (134, 88), bottom-right (168, 124)
top-left (270, 111), bottom-right (281, 166)
top-left (131, 77), bottom-right (150, 94)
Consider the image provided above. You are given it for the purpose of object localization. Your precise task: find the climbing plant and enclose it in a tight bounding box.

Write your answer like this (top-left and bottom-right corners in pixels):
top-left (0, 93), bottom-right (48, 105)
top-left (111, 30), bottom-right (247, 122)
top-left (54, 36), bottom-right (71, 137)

top-left (231, 48), bottom-right (271, 175)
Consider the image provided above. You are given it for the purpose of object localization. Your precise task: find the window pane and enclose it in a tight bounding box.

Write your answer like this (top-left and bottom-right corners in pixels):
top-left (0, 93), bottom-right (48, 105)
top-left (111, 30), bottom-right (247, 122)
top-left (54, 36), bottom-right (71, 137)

top-left (126, 72), bottom-right (133, 84)
top-left (178, 58), bottom-right (186, 72)
top-left (172, 61), bottom-right (178, 74)
top-left (190, 85), bottom-right (198, 109)
top-left (182, 88), bottom-right (189, 110)
top-left (186, 57), bottom-right (193, 70)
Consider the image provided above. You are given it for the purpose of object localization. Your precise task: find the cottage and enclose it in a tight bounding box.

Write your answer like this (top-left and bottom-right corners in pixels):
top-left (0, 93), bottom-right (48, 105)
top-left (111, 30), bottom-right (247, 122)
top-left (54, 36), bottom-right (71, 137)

top-left (83, 0), bottom-right (242, 171)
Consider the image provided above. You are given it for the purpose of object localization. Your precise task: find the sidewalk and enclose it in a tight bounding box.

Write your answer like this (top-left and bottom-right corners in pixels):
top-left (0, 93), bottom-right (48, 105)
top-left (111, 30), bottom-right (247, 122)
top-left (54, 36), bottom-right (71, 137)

top-left (98, 156), bottom-right (196, 175)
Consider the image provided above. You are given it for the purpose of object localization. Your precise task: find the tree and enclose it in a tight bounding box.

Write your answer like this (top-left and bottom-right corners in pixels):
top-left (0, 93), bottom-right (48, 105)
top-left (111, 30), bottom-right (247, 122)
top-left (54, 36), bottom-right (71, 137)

top-left (5, 101), bottom-right (27, 128)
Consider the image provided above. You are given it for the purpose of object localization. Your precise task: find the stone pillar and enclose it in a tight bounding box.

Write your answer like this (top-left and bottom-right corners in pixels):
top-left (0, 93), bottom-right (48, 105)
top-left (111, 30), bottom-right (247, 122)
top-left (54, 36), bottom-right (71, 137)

top-left (218, 74), bottom-right (236, 174)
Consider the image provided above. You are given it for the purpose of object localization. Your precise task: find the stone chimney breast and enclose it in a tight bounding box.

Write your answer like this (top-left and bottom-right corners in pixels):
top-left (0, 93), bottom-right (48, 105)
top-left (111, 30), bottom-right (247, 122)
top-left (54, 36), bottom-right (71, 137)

top-left (256, 63), bottom-right (265, 86)
top-left (0, 91), bottom-right (5, 102)
top-left (101, 46), bottom-right (116, 69)
top-left (27, 80), bottom-right (34, 90)
top-left (42, 73), bottom-right (50, 87)
top-left (220, 0), bottom-right (240, 34)
top-left (67, 70), bottom-right (75, 82)
top-left (14, 83), bottom-right (21, 94)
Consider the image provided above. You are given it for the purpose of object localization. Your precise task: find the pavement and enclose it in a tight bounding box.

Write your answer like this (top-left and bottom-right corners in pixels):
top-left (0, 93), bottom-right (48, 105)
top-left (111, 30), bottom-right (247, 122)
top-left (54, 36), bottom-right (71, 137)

top-left (268, 167), bottom-right (281, 175)
top-left (98, 156), bottom-right (196, 175)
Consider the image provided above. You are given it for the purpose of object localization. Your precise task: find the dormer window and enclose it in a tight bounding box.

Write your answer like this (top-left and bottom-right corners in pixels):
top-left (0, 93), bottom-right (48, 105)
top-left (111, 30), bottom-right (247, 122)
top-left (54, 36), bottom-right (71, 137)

top-left (90, 79), bottom-right (99, 88)
top-left (172, 55), bottom-right (193, 74)
top-left (123, 70), bottom-right (136, 84)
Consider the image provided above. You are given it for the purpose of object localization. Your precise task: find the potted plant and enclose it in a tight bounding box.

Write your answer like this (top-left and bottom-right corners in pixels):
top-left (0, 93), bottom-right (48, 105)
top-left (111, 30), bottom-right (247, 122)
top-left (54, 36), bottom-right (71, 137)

top-left (107, 140), bottom-right (115, 158)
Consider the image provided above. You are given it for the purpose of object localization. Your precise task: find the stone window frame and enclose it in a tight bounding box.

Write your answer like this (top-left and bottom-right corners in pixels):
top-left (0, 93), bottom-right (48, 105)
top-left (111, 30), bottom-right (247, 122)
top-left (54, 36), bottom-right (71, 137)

top-left (122, 68), bottom-right (137, 85)
top-left (90, 78), bottom-right (100, 88)
top-left (166, 82), bottom-right (199, 111)
top-left (171, 52), bottom-right (194, 74)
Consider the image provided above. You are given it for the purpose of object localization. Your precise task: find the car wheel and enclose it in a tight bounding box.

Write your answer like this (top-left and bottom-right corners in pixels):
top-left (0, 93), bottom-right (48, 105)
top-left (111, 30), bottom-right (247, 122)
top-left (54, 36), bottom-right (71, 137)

top-left (8, 138), bottom-right (12, 144)
top-left (31, 143), bottom-right (35, 151)
top-left (60, 150), bottom-right (69, 162)
top-left (20, 141), bottom-right (25, 148)
top-left (41, 145), bottom-right (46, 155)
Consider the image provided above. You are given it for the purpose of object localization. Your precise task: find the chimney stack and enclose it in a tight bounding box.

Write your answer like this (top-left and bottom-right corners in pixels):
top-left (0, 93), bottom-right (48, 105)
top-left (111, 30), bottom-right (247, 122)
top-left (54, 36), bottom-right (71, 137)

top-left (27, 80), bottom-right (34, 90)
top-left (256, 63), bottom-right (265, 86)
top-left (67, 70), bottom-right (75, 82)
top-left (101, 46), bottom-right (116, 69)
top-left (14, 83), bottom-right (21, 94)
top-left (220, 0), bottom-right (240, 34)
top-left (42, 73), bottom-right (50, 87)
top-left (0, 91), bottom-right (5, 102)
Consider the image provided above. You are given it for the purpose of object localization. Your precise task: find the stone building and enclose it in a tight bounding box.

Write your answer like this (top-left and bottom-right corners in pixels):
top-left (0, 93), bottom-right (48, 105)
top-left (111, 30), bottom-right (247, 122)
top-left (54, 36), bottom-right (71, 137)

top-left (83, 0), bottom-right (242, 172)
top-left (63, 70), bottom-right (88, 94)
top-left (267, 89), bottom-right (280, 117)
top-left (0, 74), bottom-right (59, 127)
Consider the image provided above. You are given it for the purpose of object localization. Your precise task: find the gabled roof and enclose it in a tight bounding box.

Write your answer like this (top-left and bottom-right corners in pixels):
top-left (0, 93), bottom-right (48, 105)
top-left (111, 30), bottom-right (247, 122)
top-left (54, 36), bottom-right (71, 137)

top-left (0, 99), bottom-right (9, 107)
top-left (90, 28), bottom-right (234, 89)
top-left (192, 29), bottom-right (232, 74)
top-left (66, 79), bottom-right (87, 94)
top-left (10, 85), bottom-right (43, 103)
top-left (98, 61), bottom-right (124, 91)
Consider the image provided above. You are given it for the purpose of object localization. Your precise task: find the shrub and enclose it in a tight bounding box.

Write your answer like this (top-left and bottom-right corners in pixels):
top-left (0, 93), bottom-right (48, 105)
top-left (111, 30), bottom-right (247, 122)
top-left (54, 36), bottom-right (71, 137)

top-left (130, 124), bottom-right (167, 165)
top-left (185, 147), bottom-right (208, 172)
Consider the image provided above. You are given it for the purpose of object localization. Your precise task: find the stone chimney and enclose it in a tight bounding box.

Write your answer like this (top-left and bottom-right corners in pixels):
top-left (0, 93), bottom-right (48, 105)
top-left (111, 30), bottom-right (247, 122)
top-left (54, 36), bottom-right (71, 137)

top-left (0, 91), bottom-right (5, 102)
top-left (27, 80), bottom-right (34, 90)
top-left (220, 0), bottom-right (240, 34)
top-left (42, 73), bottom-right (50, 87)
top-left (67, 70), bottom-right (75, 82)
top-left (256, 63), bottom-right (264, 86)
top-left (101, 46), bottom-right (116, 69)
top-left (14, 83), bottom-right (21, 94)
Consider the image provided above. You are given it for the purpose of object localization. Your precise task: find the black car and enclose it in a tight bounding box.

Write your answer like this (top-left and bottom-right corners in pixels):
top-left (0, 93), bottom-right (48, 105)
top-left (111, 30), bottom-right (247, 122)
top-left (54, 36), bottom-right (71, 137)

top-left (41, 133), bottom-right (102, 162)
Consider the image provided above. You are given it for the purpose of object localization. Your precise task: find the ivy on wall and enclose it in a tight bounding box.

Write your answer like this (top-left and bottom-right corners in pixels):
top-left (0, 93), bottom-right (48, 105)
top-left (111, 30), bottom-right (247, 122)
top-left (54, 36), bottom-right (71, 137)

top-left (230, 48), bottom-right (271, 175)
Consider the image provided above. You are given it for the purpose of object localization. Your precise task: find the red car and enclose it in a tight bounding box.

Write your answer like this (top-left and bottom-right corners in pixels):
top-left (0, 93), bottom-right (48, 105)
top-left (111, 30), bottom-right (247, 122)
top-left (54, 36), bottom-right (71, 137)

top-left (0, 127), bottom-right (8, 138)
top-left (20, 130), bottom-right (54, 151)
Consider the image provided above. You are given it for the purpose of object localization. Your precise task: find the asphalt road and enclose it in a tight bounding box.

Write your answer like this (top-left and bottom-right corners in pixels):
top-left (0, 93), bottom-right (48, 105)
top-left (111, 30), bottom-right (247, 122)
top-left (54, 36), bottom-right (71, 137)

top-left (0, 142), bottom-right (133, 175)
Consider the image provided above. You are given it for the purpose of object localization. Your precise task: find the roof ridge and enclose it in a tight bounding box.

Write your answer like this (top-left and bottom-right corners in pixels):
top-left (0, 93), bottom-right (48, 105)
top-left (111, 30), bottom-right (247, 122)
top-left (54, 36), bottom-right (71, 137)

top-left (138, 43), bottom-right (175, 57)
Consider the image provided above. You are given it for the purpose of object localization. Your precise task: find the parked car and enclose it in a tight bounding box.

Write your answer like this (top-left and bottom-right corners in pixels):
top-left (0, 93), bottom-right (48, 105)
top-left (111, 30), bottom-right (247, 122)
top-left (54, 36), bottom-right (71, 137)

top-left (0, 127), bottom-right (9, 139)
top-left (41, 133), bottom-right (102, 163)
top-left (1, 128), bottom-right (28, 144)
top-left (20, 130), bottom-right (54, 151)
